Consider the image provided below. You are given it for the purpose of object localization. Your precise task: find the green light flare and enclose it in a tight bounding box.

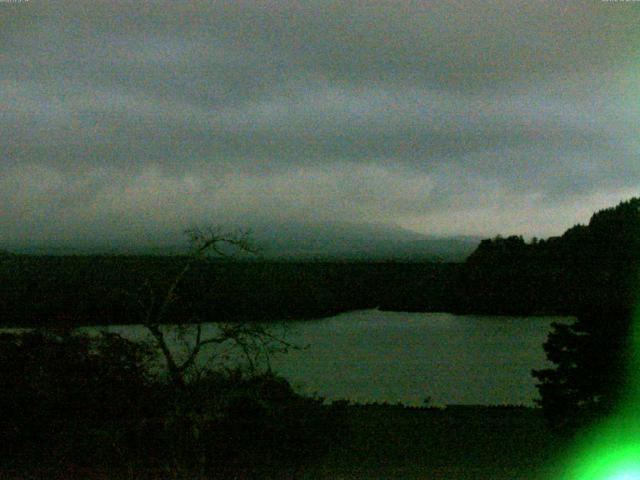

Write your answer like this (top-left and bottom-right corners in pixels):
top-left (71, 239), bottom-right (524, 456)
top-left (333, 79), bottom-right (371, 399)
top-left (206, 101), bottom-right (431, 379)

top-left (558, 303), bottom-right (640, 479)
top-left (560, 420), bottom-right (640, 479)
top-left (609, 473), bottom-right (640, 480)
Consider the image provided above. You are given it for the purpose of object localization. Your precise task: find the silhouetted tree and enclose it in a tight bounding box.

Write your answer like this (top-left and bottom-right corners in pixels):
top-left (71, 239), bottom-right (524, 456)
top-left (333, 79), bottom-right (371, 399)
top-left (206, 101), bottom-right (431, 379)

top-left (532, 198), bottom-right (640, 433)
top-left (126, 226), bottom-right (307, 476)
top-left (532, 306), bottom-right (633, 434)
top-left (0, 228), bottom-right (336, 477)
top-left (133, 226), bottom-right (294, 388)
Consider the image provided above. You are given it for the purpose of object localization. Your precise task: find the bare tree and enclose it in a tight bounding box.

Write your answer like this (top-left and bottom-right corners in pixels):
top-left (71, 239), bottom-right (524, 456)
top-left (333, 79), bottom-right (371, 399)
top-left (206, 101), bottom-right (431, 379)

top-left (135, 226), bottom-right (294, 388)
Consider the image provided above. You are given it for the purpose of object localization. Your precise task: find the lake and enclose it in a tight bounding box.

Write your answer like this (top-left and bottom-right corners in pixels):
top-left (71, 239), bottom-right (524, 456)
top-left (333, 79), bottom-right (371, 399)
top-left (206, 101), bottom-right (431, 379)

top-left (80, 309), bottom-right (570, 407)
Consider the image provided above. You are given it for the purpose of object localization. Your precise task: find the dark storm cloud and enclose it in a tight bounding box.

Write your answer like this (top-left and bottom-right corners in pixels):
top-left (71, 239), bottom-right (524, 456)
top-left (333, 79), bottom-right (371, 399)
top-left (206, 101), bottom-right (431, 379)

top-left (2, 0), bottom-right (639, 244)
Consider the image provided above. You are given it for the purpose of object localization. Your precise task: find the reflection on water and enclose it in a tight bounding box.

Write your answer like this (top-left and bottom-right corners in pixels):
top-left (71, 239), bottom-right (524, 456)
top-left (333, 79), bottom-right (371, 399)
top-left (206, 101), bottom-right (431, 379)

top-left (75, 309), bottom-right (569, 407)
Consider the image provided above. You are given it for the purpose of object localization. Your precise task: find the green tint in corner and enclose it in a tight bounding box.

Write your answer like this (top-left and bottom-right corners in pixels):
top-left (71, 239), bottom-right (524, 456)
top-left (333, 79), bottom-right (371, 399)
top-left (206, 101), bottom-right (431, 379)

top-left (559, 304), bottom-right (640, 479)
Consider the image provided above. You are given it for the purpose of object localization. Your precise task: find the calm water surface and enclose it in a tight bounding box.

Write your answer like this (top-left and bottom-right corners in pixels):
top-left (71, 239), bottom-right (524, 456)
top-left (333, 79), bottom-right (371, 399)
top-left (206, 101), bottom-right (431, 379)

top-left (84, 309), bottom-right (570, 407)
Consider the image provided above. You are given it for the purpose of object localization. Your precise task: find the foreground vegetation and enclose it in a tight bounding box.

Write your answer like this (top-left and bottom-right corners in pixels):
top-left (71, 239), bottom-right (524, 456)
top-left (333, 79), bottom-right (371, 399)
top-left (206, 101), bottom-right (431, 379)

top-left (1, 326), bottom-right (573, 479)
top-left (0, 327), bottom-right (337, 478)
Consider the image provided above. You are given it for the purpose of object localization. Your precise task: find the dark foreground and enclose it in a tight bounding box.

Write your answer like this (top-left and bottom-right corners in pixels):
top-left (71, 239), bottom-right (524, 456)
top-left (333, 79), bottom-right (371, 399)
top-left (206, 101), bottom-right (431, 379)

top-left (307, 404), bottom-right (568, 480)
top-left (1, 405), bottom-right (569, 480)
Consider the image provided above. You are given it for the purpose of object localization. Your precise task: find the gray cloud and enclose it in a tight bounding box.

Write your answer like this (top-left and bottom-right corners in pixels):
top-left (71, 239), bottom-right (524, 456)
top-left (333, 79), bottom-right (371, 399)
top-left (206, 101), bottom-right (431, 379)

top-left (2, 0), bottom-right (639, 247)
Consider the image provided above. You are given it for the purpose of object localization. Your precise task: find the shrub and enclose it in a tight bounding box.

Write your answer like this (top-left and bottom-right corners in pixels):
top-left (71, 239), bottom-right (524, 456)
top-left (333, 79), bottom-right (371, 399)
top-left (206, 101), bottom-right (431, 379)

top-left (0, 329), bottom-right (155, 467)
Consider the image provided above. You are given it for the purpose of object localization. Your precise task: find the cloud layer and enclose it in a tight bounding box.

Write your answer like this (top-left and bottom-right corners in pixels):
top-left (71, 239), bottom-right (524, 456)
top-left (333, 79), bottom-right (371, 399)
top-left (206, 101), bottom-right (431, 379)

top-left (2, 0), bottom-right (640, 247)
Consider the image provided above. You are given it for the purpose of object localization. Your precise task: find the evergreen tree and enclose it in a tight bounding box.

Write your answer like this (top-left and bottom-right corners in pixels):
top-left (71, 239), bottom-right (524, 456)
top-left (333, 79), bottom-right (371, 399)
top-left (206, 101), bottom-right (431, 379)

top-left (532, 198), bottom-right (640, 433)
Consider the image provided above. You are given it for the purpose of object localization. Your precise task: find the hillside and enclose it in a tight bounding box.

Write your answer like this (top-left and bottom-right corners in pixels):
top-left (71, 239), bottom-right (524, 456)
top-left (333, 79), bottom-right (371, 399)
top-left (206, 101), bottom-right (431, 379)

top-left (3, 221), bottom-right (480, 263)
top-left (381, 198), bottom-right (640, 315)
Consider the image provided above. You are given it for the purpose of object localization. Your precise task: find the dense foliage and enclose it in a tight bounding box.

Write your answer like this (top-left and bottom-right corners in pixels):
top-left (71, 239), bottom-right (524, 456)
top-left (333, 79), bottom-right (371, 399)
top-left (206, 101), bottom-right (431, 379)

top-left (532, 198), bottom-right (640, 433)
top-left (0, 329), bottom-right (155, 469)
top-left (0, 328), bottom-right (336, 477)
top-left (448, 199), bottom-right (639, 315)
top-left (0, 257), bottom-right (458, 327)
top-left (532, 306), bottom-right (634, 434)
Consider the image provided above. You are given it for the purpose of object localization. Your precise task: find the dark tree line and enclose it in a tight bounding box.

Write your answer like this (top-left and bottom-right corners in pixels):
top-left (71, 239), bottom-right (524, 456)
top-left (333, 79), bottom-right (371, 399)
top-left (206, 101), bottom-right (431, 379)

top-left (0, 254), bottom-right (459, 328)
top-left (531, 198), bottom-right (640, 433)
top-left (461, 198), bottom-right (640, 315)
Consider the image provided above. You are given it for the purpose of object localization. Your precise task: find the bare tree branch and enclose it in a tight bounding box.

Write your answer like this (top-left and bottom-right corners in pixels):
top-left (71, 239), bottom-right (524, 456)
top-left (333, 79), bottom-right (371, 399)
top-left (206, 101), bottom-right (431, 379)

top-left (135, 226), bottom-right (291, 389)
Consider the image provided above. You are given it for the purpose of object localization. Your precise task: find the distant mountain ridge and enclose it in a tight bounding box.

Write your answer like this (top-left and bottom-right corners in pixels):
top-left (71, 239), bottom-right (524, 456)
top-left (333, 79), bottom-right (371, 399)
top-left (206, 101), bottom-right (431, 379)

top-left (251, 221), bottom-right (480, 262)
top-left (3, 221), bottom-right (481, 262)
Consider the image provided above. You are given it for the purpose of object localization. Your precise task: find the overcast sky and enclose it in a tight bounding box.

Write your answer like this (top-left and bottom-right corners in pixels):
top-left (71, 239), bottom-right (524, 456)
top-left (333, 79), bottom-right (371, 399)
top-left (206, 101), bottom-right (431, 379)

top-left (2, 0), bottom-right (639, 248)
